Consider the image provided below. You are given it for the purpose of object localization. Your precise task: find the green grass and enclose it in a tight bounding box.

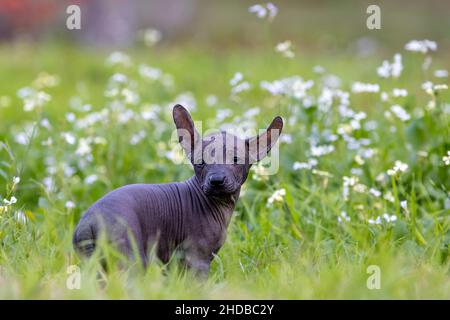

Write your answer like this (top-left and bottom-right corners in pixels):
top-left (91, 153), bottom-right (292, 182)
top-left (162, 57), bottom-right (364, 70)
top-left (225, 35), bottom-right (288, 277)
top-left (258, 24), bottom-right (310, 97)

top-left (0, 42), bottom-right (449, 299)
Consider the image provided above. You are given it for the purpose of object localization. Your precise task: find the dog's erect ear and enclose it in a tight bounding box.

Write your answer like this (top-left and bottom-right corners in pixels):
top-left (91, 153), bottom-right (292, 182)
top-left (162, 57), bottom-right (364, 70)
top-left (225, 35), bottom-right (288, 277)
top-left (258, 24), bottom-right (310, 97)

top-left (246, 116), bottom-right (283, 164)
top-left (173, 104), bottom-right (200, 159)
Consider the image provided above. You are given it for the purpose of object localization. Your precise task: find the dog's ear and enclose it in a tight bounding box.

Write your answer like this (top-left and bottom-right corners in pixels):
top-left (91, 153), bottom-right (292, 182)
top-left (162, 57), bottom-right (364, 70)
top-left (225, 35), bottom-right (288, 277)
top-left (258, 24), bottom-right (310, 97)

top-left (173, 104), bottom-right (200, 159)
top-left (246, 116), bottom-right (283, 163)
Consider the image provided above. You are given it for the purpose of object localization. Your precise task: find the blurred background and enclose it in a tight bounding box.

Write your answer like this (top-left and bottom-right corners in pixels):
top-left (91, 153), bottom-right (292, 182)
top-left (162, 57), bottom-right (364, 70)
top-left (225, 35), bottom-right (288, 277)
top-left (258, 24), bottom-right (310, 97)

top-left (0, 0), bottom-right (449, 54)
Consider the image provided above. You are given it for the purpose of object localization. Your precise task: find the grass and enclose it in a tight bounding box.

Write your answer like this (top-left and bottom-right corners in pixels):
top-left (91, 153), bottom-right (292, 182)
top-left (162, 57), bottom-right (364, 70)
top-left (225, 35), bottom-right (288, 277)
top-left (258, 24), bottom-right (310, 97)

top-left (0, 41), bottom-right (449, 299)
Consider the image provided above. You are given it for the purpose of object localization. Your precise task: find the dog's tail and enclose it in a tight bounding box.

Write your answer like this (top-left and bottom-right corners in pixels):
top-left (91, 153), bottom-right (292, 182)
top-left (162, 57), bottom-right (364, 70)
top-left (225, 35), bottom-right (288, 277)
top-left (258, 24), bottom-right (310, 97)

top-left (73, 215), bottom-right (97, 258)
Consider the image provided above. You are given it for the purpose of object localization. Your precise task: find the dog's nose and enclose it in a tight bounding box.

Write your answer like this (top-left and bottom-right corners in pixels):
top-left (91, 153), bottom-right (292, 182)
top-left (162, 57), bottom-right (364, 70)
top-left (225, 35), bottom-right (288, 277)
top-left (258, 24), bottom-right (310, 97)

top-left (209, 174), bottom-right (225, 186)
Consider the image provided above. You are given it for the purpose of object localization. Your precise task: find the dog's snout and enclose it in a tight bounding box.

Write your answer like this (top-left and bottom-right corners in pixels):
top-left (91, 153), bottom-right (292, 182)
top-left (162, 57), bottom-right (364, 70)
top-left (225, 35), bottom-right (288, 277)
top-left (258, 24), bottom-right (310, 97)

top-left (209, 174), bottom-right (226, 186)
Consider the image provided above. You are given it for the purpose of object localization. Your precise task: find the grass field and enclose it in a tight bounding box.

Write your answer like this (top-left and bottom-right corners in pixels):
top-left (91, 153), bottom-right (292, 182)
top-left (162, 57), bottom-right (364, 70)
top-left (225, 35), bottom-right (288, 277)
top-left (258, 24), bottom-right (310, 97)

top-left (0, 35), bottom-right (449, 299)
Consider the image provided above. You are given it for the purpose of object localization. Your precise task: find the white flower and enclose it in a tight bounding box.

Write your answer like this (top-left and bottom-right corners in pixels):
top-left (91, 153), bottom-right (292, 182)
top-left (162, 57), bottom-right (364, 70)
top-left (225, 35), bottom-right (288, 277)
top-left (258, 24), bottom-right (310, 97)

top-left (230, 73), bottom-right (251, 96)
top-left (231, 81), bottom-right (251, 96)
top-left (139, 64), bottom-right (162, 81)
top-left (267, 188), bottom-right (286, 206)
top-left (443, 151), bottom-right (450, 166)
top-left (252, 162), bottom-right (269, 182)
top-left (275, 41), bottom-right (295, 58)
top-left (260, 76), bottom-right (313, 100)
top-left (230, 72), bottom-right (244, 86)
top-left (384, 191), bottom-right (395, 203)
top-left (434, 84), bottom-right (448, 91)
top-left (293, 158), bottom-right (317, 170)
top-left (310, 144), bottom-right (334, 157)
top-left (369, 188), bottom-right (381, 197)
top-left (390, 104), bottom-right (410, 121)
top-left (33, 72), bottom-right (59, 89)
top-left (369, 214), bottom-right (397, 225)
top-left (313, 65), bottom-right (325, 74)
top-left (338, 211), bottom-right (350, 223)
top-left (387, 161), bottom-right (408, 176)
top-left (65, 201), bottom-right (75, 209)
top-left (434, 69), bottom-right (448, 78)
top-left (368, 216), bottom-right (382, 225)
top-left (61, 132), bottom-right (76, 145)
top-left (106, 51), bottom-right (131, 67)
top-left (23, 91), bottom-right (51, 112)
top-left (15, 211), bottom-right (28, 224)
top-left (248, 4), bottom-right (266, 18)
top-left (353, 183), bottom-right (367, 193)
top-left (206, 95), bottom-right (218, 106)
top-left (84, 174), bottom-right (98, 185)
top-left (40, 118), bottom-right (52, 130)
top-left (352, 82), bottom-right (379, 93)
top-left (383, 213), bottom-right (397, 223)
top-left (248, 2), bottom-right (277, 21)
top-left (266, 2), bottom-right (278, 19)
top-left (405, 40), bottom-right (437, 53)
top-left (13, 176), bottom-right (20, 184)
top-left (143, 28), bottom-right (162, 47)
top-left (377, 54), bottom-right (402, 78)
top-left (75, 138), bottom-right (92, 157)
top-left (4, 196), bottom-right (17, 205)
top-left (343, 176), bottom-right (359, 200)
top-left (130, 130), bottom-right (146, 145)
top-left (400, 200), bottom-right (408, 211)
top-left (392, 88), bottom-right (408, 97)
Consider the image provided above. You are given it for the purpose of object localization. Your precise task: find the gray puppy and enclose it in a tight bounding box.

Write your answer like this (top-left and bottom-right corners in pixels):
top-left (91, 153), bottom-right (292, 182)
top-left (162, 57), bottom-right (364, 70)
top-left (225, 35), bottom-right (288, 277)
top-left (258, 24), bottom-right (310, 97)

top-left (73, 104), bottom-right (283, 276)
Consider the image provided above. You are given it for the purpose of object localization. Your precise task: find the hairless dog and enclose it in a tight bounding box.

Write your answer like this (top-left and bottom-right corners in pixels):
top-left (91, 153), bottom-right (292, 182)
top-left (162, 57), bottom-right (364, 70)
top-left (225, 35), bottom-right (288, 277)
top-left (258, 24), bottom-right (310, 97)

top-left (73, 104), bottom-right (283, 277)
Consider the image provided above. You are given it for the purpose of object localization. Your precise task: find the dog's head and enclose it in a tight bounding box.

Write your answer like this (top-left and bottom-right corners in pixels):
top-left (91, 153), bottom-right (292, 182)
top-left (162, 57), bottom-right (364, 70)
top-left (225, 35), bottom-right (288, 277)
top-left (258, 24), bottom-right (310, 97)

top-left (173, 104), bottom-right (283, 197)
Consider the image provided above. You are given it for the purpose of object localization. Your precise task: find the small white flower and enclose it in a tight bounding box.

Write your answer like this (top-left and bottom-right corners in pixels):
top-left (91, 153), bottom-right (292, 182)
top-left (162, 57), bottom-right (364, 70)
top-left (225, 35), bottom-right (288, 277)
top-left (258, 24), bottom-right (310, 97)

top-left (434, 69), bottom-right (448, 78)
top-left (443, 151), bottom-right (450, 166)
top-left (267, 188), bottom-right (286, 206)
top-left (293, 158), bottom-right (317, 170)
top-left (61, 132), bottom-right (76, 145)
top-left (392, 88), bottom-right (408, 97)
top-left (206, 95), bottom-right (218, 106)
top-left (248, 4), bottom-right (267, 18)
top-left (400, 200), bottom-right (408, 211)
top-left (310, 144), bottom-right (334, 157)
top-left (143, 28), bottom-right (162, 47)
top-left (368, 216), bottom-right (382, 225)
top-left (390, 104), bottom-right (411, 121)
top-left (383, 213), bottom-right (397, 223)
top-left (4, 196), bottom-right (17, 205)
top-left (84, 174), bottom-right (98, 185)
top-left (22, 90), bottom-right (51, 112)
top-left (15, 211), bottom-right (28, 224)
top-left (65, 201), bottom-right (75, 209)
top-left (352, 82), bottom-right (380, 93)
top-left (369, 188), bottom-right (381, 197)
top-left (106, 51), bottom-right (131, 67)
top-left (75, 138), bottom-right (92, 157)
top-left (405, 40), bottom-right (437, 53)
top-left (384, 191), bottom-right (395, 203)
top-left (387, 160), bottom-right (408, 176)
top-left (275, 41), bottom-right (295, 58)
top-left (13, 176), bottom-right (20, 184)
top-left (248, 3), bottom-right (277, 21)
top-left (377, 54), bottom-right (402, 78)
top-left (338, 211), bottom-right (351, 223)
top-left (66, 112), bottom-right (76, 122)
top-left (230, 72), bottom-right (244, 86)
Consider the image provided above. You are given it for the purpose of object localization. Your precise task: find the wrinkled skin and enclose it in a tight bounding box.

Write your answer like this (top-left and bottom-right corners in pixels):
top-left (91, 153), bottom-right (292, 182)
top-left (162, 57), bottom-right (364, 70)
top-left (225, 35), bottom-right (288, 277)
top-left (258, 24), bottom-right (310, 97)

top-left (73, 104), bottom-right (283, 277)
